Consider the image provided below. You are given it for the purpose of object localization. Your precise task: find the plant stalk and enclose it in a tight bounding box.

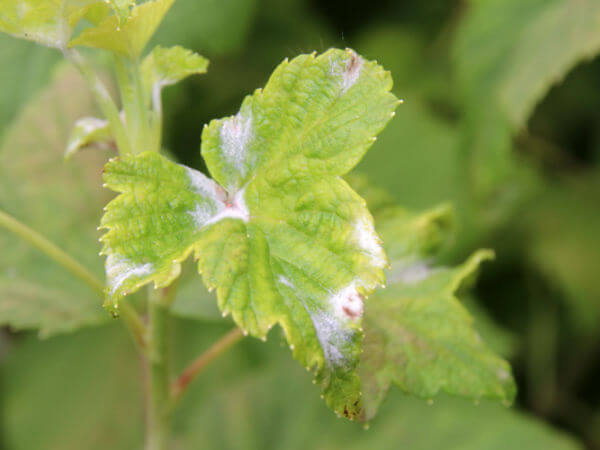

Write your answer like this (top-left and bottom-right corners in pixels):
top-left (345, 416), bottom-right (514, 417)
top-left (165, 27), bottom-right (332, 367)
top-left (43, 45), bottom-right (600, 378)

top-left (145, 288), bottom-right (171, 450)
top-left (0, 208), bottom-right (147, 349)
top-left (0, 209), bottom-right (104, 294)
top-left (65, 49), bottom-right (133, 155)
top-left (171, 327), bottom-right (244, 407)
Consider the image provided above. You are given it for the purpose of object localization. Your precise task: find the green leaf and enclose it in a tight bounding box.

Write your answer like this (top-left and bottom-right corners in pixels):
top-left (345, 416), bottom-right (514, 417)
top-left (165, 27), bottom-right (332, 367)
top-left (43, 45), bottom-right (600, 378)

top-left (348, 180), bottom-right (517, 360)
top-left (359, 250), bottom-right (516, 422)
top-left (69, 0), bottom-right (175, 58)
top-left (375, 204), bottom-right (455, 263)
top-left (0, 0), bottom-right (101, 48)
top-left (0, 35), bottom-right (60, 137)
top-left (0, 278), bottom-right (106, 338)
top-left (65, 116), bottom-right (112, 160)
top-left (0, 64), bottom-right (110, 337)
top-left (455, 0), bottom-right (600, 129)
top-left (100, 48), bottom-right (399, 418)
top-left (452, 0), bottom-right (600, 199)
top-left (108, 0), bottom-right (135, 26)
top-left (141, 45), bottom-right (208, 105)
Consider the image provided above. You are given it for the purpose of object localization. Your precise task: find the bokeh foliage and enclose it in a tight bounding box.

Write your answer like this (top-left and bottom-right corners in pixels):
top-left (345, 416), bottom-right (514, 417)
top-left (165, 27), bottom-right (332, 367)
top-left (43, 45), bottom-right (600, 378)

top-left (1, 0), bottom-right (600, 448)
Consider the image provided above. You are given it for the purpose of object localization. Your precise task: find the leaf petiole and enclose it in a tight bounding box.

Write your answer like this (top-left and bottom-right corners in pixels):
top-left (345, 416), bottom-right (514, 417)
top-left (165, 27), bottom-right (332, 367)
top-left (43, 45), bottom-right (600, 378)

top-left (65, 49), bottom-right (133, 155)
top-left (0, 209), bottom-right (104, 295)
top-left (0, 208), bottom-right (147, 349)
top-left (170, 327), bottom-right (245, 408)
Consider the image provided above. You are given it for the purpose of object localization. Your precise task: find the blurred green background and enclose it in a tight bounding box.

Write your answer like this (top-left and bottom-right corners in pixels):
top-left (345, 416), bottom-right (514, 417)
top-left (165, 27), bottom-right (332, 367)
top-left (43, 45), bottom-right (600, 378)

top-left (1, 0), bottom-right (600, 448)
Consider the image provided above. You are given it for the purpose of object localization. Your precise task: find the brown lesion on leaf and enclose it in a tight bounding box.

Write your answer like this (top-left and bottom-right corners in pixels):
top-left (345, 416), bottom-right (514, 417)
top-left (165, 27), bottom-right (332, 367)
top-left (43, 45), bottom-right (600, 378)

top-left (341, 49), bottom-right (363, 93)
top-left (342, 400), bottom-right (362, 420)
top-left (345, 50), bottom-right (361, 77)
top-left (340, 290), bottom-right (364, 320)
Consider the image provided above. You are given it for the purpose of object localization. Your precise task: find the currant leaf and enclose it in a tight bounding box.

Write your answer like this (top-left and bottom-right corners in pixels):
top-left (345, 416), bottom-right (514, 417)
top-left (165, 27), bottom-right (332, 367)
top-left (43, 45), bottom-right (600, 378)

top-left (69, 0), bottom-right (175, 58)
top-left (360, 250), bottom-right (516, 422)
top-left (0, 0), bottom-right (103, 49)
top-left (100, 48), bottom-right (399, 418)
top-left (141, 45), bottom-right (208, 106)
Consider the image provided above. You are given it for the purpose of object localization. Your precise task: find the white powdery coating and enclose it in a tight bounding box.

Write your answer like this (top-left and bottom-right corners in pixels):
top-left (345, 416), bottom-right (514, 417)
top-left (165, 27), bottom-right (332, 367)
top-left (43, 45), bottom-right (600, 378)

top-left (341, 52), bottom-right (363, 93)
top-left (66, 117), bottom-right (108, 154)
top-left (354, 217), bottom-right (386, 268)
top-left (105, 254), bottom-right (153, 296)
top-left (188, 203), bottom-right (214, 227)
top-left (187, 185), bottom-right (250, 229)
top-left (278, 275), bottom-right (294, 288)
top-left (80, 117), bottom-right (107, 134)
top-left (309, 308), bottom-right (350, 367)
top-left (309, 281), bottom-right (364, 367)
top-left (220, 111), bottom-right (253, 176)
top-left (204, 186), bottom-right (250, 226)
top-left (183, 165), bottom-right (225, 201)
top-left (388, 261), bottom-right (433, 285)
top-left (497, 368), bottom-right (511, 381)
top-left (277, 275), bottom-right (354, 368)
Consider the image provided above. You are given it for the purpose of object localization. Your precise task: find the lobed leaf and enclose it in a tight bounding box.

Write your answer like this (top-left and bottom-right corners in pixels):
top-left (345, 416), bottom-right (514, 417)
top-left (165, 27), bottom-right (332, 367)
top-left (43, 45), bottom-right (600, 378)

top-left (0, 65), bottom-right (111, 337)
top-left (141, 45), bottom-right (208, 105)
top-left (69, 0), bottom-right (175, 58)
top-left (455, 0), bottom-right (600, 129)
top-left (452, 0), bottom-right (600, 198)
top-left (100, 48), bottom-right (399, 418)
top-left (375, 203), bottom-right (455, 263)
top-left (359, 250), bottom-right (516, 421)
top-left (0, 0), bottom-right (102, 48)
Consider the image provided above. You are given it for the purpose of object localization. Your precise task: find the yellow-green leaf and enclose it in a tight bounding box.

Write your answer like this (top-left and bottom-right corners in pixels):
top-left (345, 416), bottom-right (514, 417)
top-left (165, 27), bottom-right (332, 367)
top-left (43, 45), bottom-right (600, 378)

top-left (69, 0), bottom-right (175, 58)
top-left (100, 48), bottom-right (399, 418)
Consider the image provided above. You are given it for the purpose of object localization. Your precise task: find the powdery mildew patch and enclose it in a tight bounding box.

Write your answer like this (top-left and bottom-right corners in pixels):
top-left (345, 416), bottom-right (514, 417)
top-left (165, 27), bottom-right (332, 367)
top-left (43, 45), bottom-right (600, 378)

top-left (276, 275), bottom-right (356, 368)
top-left (341, 51), bottom-right (363, 93)
top-left (354, 217), bottom-right (386, 269)
top-left (184, 166), bottom-right (250, 229)
top-left (183, 165), bottom-right (226, 202)
top-left (220, 111), bottom-right (253, 178)
top-left (204, 186), bottom-right (250, 226)
top-left (388, 261), bottom-right (434, 285)
top-left (105, 254), bottom-right (153, 296)
top-left (330, 50), bottom-right (363, 94)
top-left (309, 307), bottom-right (352, 367)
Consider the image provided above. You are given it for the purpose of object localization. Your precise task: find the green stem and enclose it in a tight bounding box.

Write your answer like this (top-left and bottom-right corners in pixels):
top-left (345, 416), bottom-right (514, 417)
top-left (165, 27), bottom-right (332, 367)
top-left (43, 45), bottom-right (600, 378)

top-left (170, 327), bottom-right (244, 407)
top-left (149, 83), bottom-right (163, 153)
top-left (146, 288), bottom-right (171, 450)
top-left (131, 60), bottom-right (151, 152)
top-left (114, 55), bottom-right (137, 146)
top-left (0, 208), bottom-right (147, 349)
top-left (65, 49), bottom-right (133, 155)
top-left (0, 209), bottom-right (103, 294)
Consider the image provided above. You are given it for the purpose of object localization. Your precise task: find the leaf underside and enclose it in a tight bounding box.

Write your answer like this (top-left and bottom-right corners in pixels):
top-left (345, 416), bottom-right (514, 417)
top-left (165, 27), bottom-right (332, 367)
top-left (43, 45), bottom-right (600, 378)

top-left (100, 48), bottom-right (399, 418)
